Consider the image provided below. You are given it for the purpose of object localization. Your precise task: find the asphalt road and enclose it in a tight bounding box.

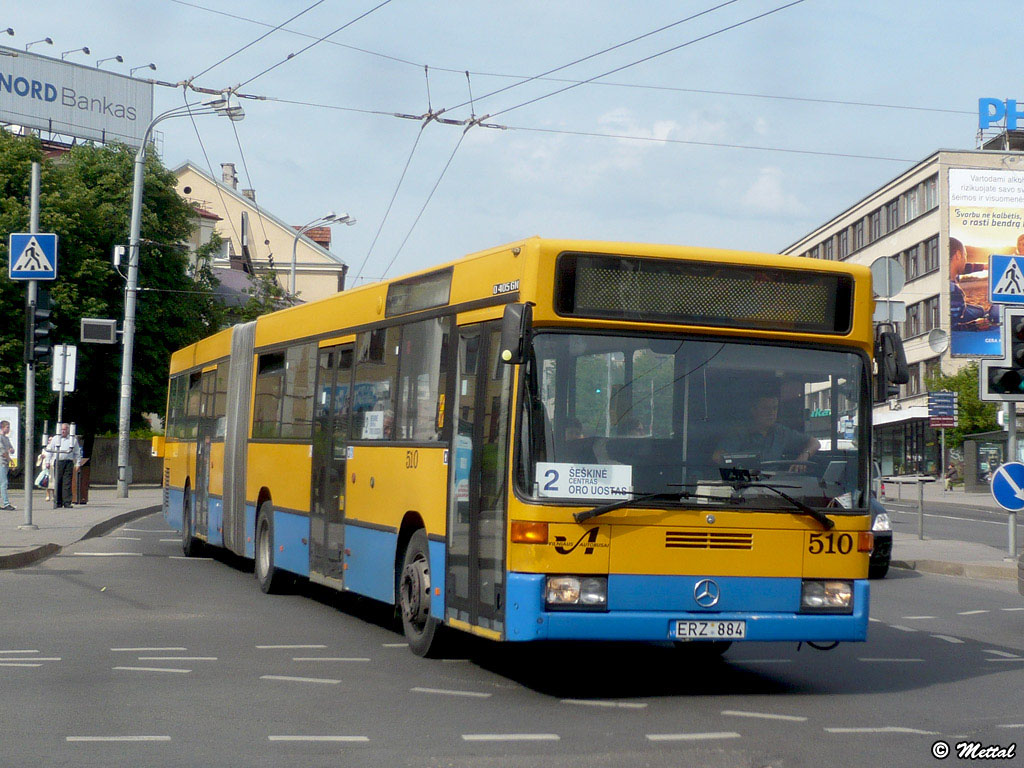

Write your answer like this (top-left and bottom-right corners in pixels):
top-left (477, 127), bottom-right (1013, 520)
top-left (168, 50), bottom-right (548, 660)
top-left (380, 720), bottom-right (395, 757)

top-left (0, 512), bottom-right (1021, 767)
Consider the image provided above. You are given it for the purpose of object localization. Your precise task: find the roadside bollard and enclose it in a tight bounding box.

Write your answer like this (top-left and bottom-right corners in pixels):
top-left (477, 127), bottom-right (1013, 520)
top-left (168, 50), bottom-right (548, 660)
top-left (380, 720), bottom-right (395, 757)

top-left (918, 479), bottom-right (925, 540)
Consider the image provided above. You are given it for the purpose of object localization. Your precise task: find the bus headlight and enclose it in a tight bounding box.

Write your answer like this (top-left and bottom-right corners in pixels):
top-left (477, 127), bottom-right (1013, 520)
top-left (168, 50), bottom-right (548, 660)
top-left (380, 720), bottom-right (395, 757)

top-left (800, 580), bottom-right (853, 612)
top-left (545, 576), bottom-right (608, 610)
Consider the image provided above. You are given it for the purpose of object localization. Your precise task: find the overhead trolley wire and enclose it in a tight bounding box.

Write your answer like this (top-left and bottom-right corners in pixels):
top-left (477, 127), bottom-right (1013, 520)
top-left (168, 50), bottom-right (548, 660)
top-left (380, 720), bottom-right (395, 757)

top-left (235, 0), bottom-right (394, 90)
top-left (443, 0), bottom-right (742, 115)
top-left (188, 0), bottom-right (328, 83)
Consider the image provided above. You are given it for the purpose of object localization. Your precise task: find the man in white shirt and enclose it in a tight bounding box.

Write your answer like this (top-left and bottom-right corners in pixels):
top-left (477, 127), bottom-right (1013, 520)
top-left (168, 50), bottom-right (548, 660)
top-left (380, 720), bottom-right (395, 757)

top-left (45, 423), bottom-right (82, 509)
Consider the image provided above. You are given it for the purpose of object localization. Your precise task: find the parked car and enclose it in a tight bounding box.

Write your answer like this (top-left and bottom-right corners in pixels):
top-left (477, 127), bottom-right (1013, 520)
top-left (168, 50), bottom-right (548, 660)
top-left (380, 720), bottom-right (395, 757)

top-left (869, 494), bottom-right (892, 579)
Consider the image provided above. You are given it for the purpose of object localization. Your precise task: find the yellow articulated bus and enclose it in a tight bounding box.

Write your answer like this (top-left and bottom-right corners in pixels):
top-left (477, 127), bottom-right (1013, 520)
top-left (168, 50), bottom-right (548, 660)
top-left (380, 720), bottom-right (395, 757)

top-left (156, 237), bottom-right (907, 657)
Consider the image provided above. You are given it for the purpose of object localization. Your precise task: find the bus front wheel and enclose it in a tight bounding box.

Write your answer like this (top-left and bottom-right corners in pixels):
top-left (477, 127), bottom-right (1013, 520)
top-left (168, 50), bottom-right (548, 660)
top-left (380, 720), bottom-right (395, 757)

top-left (255, 503), bottom-right (285, 594)
top-left (398, 529), bottom-right (442, 657)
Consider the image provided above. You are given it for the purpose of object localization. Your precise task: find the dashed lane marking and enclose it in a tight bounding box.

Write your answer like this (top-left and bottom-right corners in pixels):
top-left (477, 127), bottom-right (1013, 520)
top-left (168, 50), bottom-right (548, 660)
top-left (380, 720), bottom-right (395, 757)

top-left (67, 736), bottom-right (171, 742)
top-left (825, 727), bottom-right (940, 735)
top-left (268, 736), bottom-right (369, 743)
top-left (462, 734), bottom-right (560, 742)
top-left (0, 663), bottom-right (42, 667)
top-left (646, 732), bottom-right (741, 742)
top-left (930, 635), bottom-right (965, 644)
top-left (256, 644), bottom-right (327, 650)
top-left (900, 616), bottom-right (936, 621)
top-left (260, 675), bottom-right (341, 685)
top-left (958, 610), bottom-right (989, 616)
top-left (0, 650), bottom-right (39, 654)
top-left (889, 625), bottom-right (918, 632)
top-left (858, 658), bottom-right (925, 663)
top-left (722, 710), bottom-right (807, 722)
top-left (382, 643), bottom-right (408, 648)
top-left (983, 649), bottom-right (1021, 658)
top-left (137, 656), bottom-right (217, 661)
top-left (63, 553), bottom-right (143, 557)
top-left (292, 657), bottom-right (370, 662)
top-left (111, 647), bottom-right (186, 652)
top-left (411, 687), bottom-right (492, 698)
top-left (561, 699), bottom-right (647, 709)
top-left (113, 666), bottom-right (191, 674)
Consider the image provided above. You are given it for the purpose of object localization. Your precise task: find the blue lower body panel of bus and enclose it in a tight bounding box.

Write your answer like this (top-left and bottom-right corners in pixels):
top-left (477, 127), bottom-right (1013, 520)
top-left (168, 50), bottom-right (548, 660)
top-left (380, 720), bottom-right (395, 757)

top-left (504, 573), bottom-right (870, 643)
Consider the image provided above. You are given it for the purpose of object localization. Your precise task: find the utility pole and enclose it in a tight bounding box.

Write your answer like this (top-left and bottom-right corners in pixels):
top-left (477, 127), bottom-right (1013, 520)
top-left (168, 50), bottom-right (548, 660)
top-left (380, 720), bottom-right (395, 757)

top-left (20, 163), bottom-right (40, 530)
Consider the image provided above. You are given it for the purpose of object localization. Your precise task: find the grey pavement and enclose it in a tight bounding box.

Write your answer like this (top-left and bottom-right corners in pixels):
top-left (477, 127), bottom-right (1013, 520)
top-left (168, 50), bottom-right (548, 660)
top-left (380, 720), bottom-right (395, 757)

top-left (0, 483), bottom-right (162, 569)
top-left (0, 478), bottom-right (1020, 585)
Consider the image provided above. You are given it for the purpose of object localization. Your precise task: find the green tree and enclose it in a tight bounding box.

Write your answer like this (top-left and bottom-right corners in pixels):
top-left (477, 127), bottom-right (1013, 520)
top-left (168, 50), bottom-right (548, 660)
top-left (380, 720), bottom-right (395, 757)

top-left (925, 362), bottom-right (999, 448)
top-left (0, 132), bottom-right (222, 444)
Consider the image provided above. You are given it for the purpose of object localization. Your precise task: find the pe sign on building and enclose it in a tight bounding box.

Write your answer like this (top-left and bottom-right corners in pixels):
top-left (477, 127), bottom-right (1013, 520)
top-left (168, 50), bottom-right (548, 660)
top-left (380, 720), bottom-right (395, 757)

top-left (0, 45), bottom-right (153, 147)
top-left (947, 168), bottom-right (1024, 357)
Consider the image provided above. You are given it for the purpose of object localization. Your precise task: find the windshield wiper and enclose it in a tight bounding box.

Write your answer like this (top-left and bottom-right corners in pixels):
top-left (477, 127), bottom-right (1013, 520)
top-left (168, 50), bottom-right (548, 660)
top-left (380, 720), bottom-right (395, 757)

top-left (734, 481), bottom-right (835, 530)
top-left (574, 492), bottom-right (681, 523)
top-left (573, 488), bottom-right (736, 523)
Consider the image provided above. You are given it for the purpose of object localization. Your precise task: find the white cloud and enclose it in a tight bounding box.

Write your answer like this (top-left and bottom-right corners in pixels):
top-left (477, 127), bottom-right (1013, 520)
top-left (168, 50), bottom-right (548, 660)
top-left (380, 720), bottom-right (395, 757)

top-left (740, 167), bottom-right (807, 216)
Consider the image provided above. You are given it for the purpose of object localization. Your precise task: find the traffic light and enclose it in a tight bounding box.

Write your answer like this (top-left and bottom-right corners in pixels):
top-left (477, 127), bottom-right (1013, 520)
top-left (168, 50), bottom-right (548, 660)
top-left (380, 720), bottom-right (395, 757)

top-left (987, 313), bottom-right (1024, 395)
top-left (24, 289), bottom-right (53, 364)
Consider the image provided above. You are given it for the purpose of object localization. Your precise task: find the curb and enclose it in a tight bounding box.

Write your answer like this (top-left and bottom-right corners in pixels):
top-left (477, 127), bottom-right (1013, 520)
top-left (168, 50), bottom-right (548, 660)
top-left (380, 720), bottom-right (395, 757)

top-left (892, 558), bottom-right (1018, 581)
top-left (0, 505), bottom-right (161, 571)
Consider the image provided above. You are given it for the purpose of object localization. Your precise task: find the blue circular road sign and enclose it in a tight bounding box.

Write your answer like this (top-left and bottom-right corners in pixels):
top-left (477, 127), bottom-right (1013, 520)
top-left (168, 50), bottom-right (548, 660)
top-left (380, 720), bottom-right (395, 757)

top-left (990, 462), bottom-right (1024, 511)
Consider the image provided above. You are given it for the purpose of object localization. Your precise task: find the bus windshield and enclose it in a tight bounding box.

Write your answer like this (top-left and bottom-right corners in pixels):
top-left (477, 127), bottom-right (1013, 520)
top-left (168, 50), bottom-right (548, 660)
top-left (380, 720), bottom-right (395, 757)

top-left (519, 331), bottom-right (870, 512)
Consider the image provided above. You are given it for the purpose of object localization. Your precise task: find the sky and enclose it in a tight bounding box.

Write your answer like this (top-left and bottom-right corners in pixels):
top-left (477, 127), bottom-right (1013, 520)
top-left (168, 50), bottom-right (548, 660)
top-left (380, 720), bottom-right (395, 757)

top-left (1, 1), bottom-right (1017, 284)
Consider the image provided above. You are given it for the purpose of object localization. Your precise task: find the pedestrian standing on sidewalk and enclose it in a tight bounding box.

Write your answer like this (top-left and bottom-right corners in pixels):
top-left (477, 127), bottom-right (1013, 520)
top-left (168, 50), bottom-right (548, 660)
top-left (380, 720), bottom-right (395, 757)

top-left (45, 423), bottom-right (82, 509)
top-left (0, 420), bottom-right (15, 510)
top-left (944, 462), bottom-right (956, 491)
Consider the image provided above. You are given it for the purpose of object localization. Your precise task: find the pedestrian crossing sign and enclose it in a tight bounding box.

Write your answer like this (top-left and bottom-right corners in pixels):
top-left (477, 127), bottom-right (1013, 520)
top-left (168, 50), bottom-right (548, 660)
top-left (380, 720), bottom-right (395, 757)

top-left (990, 254), bottom-right (1024, 304)
top-left (8, 233), bottom-right (58, 281)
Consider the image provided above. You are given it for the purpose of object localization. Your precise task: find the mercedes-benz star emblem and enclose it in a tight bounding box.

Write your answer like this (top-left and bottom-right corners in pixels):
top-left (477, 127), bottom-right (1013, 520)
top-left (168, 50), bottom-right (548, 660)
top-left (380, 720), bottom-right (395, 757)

top-left (693, 578), bottom-right (721, 608)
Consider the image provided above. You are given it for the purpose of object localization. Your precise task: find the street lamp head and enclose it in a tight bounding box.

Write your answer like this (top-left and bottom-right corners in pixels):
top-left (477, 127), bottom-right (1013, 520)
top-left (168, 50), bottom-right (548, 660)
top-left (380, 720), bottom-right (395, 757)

top-left (130, 63), bottom-right (157, 77)
top-left (61, 46), bottom-right (90, 59)
top-left (4, 28), bottom-right (13, 36)
top-left (25, 37), bottom-right (53, 51)
top-left (96, 54), bottom-right (124, 68)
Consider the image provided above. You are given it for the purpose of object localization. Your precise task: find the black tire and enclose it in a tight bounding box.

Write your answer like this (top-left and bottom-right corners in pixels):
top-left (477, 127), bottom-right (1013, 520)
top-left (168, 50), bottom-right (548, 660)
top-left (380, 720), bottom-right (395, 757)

top-left (398, 529), bottom-right (442, 657)
top-left (255, 502), bottom-right (285, 594)
top-left (869, 560), bottom-right (890, 580)
top-left (181, 487), bottom-right (202, 557)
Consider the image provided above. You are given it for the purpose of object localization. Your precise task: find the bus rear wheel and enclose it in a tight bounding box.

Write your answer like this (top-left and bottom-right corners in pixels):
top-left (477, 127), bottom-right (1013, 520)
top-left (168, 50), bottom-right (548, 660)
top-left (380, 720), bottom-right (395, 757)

top-left (398, 529), bottom-right (442, 657)
top-left (255, 503), bottom-right (285, 594)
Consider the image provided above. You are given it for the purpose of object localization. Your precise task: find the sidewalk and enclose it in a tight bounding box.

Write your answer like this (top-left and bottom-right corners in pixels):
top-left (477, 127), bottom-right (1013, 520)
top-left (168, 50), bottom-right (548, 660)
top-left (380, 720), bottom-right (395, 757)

top-left (0, 484), bottom-right (162, 569)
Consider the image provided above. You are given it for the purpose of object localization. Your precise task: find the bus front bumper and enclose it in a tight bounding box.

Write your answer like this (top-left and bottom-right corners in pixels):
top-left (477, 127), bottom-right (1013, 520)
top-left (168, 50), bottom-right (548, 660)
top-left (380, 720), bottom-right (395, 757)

top-left (504, 573), bottom-right (870, 643)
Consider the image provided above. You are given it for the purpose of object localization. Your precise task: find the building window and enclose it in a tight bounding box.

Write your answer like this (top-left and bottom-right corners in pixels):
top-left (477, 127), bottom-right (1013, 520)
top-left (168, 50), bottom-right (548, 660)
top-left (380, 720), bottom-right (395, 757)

top-left (924, 175), bottom-right (938, 210)
top-left (907, 362), bottom-right (922, 396)
top-left (924, 357), bottom-right (941, 385)
top-left (837, 230), bottom-right (849, 259)
top-left (905, 187), bottom-right (920, 221)
top-left (822, 238), bottom-right (834, 260)
top-left (885, 200), bottom-right (900, 232)
top-left (853, 220), bottom-right (865, 250)
top-left (925, 235), bottom-right (940, 273)
top-left (809, 245), bottom-right (819, 259)
top-left (905, 302), bottom-right (921, 337)
top-left (924, 295), bottom-right (940, 332)
top-left (869, 209), bottom-right (882, 242)
top-left (904, 245), bottom-right (920, 280)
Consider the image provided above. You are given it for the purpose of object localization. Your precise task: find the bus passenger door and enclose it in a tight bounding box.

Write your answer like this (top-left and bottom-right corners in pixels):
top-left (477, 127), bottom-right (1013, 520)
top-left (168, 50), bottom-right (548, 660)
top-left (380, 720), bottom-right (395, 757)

top-left (446, 323), bottom-right (511, 635)
top-left (310, 344), bottom-right (352, 587)
top-left (194, 369), bottom-right (217, 539)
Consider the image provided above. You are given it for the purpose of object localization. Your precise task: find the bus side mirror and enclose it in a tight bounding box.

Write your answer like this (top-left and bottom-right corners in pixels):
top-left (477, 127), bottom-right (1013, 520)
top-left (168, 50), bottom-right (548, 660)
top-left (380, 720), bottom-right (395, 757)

top-left (151, 435), bottom-right (165, 458)
top-left (499, 303), bottom-right (533, 365)
top-left (878, 330), bottom-right (909, 385)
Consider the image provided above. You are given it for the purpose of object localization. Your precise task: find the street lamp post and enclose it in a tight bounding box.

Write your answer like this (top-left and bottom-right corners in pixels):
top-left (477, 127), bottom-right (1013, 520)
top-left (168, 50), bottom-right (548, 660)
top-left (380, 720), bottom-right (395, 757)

top-left (290, 213), bottom-right (355, 298)
top-left (130, 63), bottom-right (156, 77)
top-left (96, 54), bottom-right (123, 68)
top-left (60, 46), bottom-right (90, 60)
top-left (24, 37), bottom-right (52, 51)
top-left (115, 93), bottom-right (244, 497)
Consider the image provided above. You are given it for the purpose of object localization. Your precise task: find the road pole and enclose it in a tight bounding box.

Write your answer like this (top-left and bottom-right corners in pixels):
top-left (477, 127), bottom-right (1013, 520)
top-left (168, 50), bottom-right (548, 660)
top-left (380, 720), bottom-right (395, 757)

top-left (20, 162), bottom-right (40, 530)
top-left (917, 478), bottom-right (925, 540)
top-left (1007, 403), bottom-right (1018, 558)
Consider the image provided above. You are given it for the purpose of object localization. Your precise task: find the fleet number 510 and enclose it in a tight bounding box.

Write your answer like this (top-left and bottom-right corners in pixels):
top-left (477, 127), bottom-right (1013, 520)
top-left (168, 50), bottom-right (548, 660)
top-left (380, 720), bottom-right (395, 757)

top-left (807, 532), bottom-right (853, 555)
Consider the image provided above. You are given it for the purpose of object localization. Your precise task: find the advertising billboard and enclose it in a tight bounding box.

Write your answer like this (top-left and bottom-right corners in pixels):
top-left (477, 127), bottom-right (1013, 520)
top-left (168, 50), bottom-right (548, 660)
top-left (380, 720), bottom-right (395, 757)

top-left (0, 45), bottom-right (153, 146)
top-left (946, 168), bottom-right (1024, 356)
